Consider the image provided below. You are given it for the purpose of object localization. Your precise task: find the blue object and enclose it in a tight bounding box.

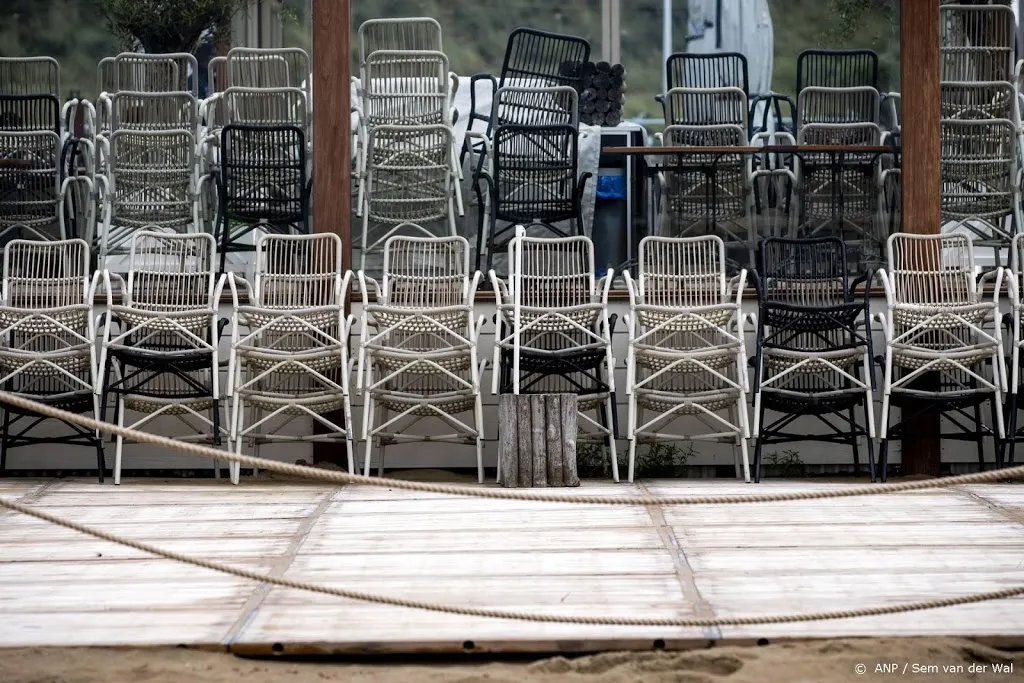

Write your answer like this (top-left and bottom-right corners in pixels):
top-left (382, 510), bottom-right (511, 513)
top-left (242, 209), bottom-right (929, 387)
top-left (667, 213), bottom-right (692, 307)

top-left (595, 174), bottom-right (626, 201)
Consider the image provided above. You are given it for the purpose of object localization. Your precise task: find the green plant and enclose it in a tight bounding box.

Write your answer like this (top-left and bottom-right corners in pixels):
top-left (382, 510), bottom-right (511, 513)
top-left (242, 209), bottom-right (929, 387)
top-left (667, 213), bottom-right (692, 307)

top-left (574, 443), bottom-right (606, 479)
top-left (765, 449), bottom-right (806, 477)
top-left (100, 0), bottom-right (248, 54)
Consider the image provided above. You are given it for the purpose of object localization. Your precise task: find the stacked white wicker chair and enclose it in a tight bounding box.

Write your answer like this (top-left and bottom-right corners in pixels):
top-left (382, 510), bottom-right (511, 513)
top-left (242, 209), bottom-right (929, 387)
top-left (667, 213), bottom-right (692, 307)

top-left (655, 86), bottom-right (759, 267)
top-left (353, 18), bottom-right (463, 273)
top-left (623, 235), bottom-right (752, 483)
top-left (226, 233), bottom-right (356, 484)
top-left (357, 233), bottom-right (486, 480)
top-left (789, 84), bottom-right (885, 268)
top-left (874, 232), bottom-right (1007, 480)
top-left (490, 225), bottom-right (619, 481)
top-left (93, 52), bottom-right (203, 269)
top-left (98, 231), bottom-right (227, 484)
top-left (0, 56), bottom-right (92, 245)
top-left (940, 3), bottom-right (1022, 266)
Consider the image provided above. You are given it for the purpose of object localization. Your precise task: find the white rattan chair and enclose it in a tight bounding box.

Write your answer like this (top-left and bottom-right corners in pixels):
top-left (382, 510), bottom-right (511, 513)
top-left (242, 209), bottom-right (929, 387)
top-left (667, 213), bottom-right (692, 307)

top-left (0, 239), bottom-right (105, 481)
top-left (357, 234), bottom-right (486, 480)
top-left (227, 233), bottom-right (355, 484)
top-left (875, 232), bottom-right (1007, 480)
top-left (490, 226), bottom-right (619, 481)
top-left (623, 235), bottom-right (751, 483)
top-left (93, 128), bottom-right (200, 268)
top-left (99, 231), bottom-right (227, 484)
top-left (359, 123), bottom-right (460, 273)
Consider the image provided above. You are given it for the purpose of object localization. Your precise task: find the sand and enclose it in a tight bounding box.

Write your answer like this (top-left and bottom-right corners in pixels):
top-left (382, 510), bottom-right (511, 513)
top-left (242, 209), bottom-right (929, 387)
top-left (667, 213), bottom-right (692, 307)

top-left (1, 639), bottom-right (1021, 683)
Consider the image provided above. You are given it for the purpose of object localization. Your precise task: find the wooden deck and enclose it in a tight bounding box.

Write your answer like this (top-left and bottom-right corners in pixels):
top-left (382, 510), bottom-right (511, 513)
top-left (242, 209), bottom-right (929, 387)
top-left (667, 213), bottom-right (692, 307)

top-left (1, 477), bottom-right (1023, 654)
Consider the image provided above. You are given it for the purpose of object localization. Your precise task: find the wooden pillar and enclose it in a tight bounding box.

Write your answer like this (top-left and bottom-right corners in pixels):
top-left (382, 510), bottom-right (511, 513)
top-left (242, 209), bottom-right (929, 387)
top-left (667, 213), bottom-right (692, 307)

top-left (898, 0), bottom-right (943, 477)
top-left (311, 0), bottom-right (352, 466)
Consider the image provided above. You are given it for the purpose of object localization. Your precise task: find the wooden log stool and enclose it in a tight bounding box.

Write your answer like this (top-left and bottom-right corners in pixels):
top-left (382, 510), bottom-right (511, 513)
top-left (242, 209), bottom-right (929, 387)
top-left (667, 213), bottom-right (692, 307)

top-left (498, 393), bottom-right (580, 487)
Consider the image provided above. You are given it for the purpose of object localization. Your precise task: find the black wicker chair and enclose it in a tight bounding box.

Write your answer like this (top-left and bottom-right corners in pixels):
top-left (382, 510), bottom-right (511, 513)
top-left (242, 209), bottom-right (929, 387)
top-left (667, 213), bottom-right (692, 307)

top-left (215, 123), bottom-right (310, 274)
top-left (462, 27), bottom-right (591, 168)
top-left (751, 236), bottom-right (877, 481)
top-left (474, 122), bottom-right (591, 274)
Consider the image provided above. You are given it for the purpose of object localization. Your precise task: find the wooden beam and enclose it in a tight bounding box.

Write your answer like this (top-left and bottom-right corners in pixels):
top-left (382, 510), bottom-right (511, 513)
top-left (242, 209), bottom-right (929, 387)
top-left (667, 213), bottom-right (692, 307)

top-left (311, 0), bottom-right (351, 467)
top-left (898, 0), bottom-right (943, 477)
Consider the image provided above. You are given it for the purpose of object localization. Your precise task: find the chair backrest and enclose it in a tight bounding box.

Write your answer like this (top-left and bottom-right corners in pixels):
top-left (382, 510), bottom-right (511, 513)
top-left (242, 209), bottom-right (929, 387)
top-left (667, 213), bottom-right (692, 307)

top-left (125, 231), bottom-right (216, 312)
top-left (664, 86), bottom-right (748, 128)
top-left (362, 50), bottom-right (451, 127)
top-left (491, 123), bottom-right (580, 225)
top-left (940, 4), bottom-right (1016, 82)
top-left (225, 47), bottom-right (311, 94)
top-left (0, 57), bottom-right (60, 99)
top-left (940, 81), bottom-right (1019, 122)
top-left (108, 129), bottom-right (195, 231)
top-left (493, 85), bottom-right (579, 128)
top-left (796, 49), bottom-right (879, 93)
top-left (939, 118), bottom-right (1017, 215)
top-left (103, 52), bottom-right (198, 95)
top-left (0, 95), bottom-right (61, 134)
top-left (365, 124), bottom-right (452, 225)
top-left (508, 233), bottom-right (594, 310)
top-left (103, 91), bottom-right (198, 134)
top-left (1, 238), bottom-right (88, 309)
top-left (662, 122), bottom-right (748, 148)
top-left (0, 131), bottom-right (62, 228)
top-left (217, 87), bottom-right (308, 131)
top-left (637, 235), bottom-right (727, 308)
top-left (758, 237), bottom-right (850, 306)
top-left (219, 124), bottom-right (308, 223)
top-left (666, 52), bottom-right (749, 95)
top-left (498, 28), bottom-right (590, 95)
top-left (796, 86), bottom-right (880, 126)
top-left (886, 232), bottom-right (977, 306)
top-left (253, 232), bottom-right (343, 309)
top-left (381, 235), bottom-right (469, 309)
top-left (358, 18), bottom-right (443, 67)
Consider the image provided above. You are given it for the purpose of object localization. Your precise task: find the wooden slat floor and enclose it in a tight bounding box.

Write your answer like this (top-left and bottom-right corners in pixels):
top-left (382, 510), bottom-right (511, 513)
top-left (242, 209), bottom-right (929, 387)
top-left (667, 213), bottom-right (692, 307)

top-left (1, 477), bottom-right (1023, 654)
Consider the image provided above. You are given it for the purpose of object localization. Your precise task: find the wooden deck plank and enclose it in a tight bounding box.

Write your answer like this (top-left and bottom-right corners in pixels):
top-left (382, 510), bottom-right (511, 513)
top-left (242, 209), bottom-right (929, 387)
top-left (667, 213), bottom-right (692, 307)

top-left (1, 478), bottom-right (1022, 653)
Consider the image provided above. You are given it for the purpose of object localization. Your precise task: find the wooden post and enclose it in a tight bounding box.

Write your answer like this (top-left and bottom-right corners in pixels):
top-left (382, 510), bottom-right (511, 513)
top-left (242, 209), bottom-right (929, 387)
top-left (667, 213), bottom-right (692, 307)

top-left (311, 0), bottom-right (352, 467)
top-left (498, 394), bottom-right (580, 487)
top-left (898, 0), bottom-right (943, 477)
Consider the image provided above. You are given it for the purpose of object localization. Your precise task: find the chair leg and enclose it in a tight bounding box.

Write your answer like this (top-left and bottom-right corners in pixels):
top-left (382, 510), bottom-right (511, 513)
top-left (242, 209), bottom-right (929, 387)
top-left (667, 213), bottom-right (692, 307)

top-left (738, 434), bottom-right (751, 484)
top-left (0, 408), bottom-right (9, 474)
top-left (601, 397), bottom-right (619, 483)
top-left (113, 397), bottom-right (126, 486)
top-left (474, 391), bottom-right (485, 484)
top-left (362, 393), bottom-right (375, 476)
top-left (863, 397), bottom-right (877, 483)
top-left (878, 438), bottom-right (889, 482)
top-left (973, 402), bottom-right (986, 472)
top-left (93, 393), bottom-right (105, 484)
top-left (1006, 391), bottom-right (1019, 467)
top-left (343, 396), bottom-right (355, 475)
top-left (847, 405), bottom-right (861, 477)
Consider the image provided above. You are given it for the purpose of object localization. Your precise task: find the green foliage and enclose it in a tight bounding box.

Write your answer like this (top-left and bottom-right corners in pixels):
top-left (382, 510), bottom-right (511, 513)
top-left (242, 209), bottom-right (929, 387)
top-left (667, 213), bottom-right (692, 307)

top-left (576, 441), bottom-right (696, 479)
top-left (765, 449), bottom-right (806, 477)
top-left (100, 0), bottom-right (248, 53)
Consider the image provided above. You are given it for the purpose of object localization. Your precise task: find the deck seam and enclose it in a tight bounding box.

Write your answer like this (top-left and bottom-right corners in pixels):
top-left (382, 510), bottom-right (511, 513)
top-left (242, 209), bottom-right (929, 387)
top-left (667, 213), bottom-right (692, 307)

top-left (0, 479), bottom-right (63, 518)
top-left (220, 485), bottom-right (340, 646)
top-left (956, 486), bottom-right (1024, 527)
top-left (636, 481), bottom-right (720, 640)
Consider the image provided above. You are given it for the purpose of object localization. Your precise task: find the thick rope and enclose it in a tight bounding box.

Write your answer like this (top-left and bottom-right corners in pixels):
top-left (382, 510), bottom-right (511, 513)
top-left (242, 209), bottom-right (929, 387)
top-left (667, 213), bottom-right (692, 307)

top-left (2, 495), bottom-right (1023, 627)
top-left (0, 389), bottom-right (1022, 506)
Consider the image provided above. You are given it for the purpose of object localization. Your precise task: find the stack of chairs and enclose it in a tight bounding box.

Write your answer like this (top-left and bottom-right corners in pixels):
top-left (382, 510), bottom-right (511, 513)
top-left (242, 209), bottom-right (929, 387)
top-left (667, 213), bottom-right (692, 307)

top-left (93, 52), bottom-right (202, 270)
top-left (469, 27), bottom-right (593, 274)
top-left (0, 57), bottom-right (91, 247)
top-left (199, 47), bottom-right (313, 274)
top-left (784, 49), bottom-right (888, 272)
top-left (939, 2), bottom-right (1021, 267)
top-left (352, 18), bottom-right (463, 274)
top-left (654, 52), bottom-right (759, 270)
